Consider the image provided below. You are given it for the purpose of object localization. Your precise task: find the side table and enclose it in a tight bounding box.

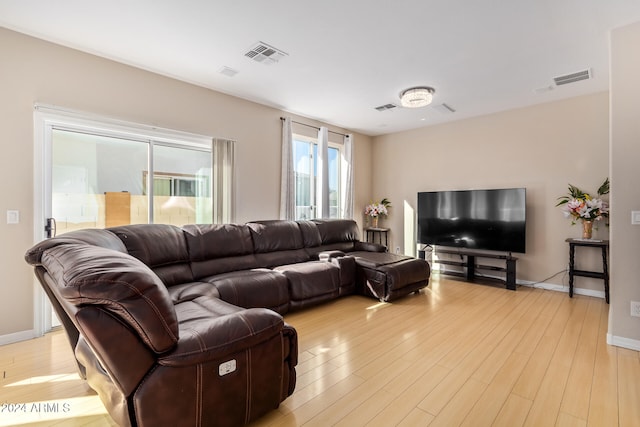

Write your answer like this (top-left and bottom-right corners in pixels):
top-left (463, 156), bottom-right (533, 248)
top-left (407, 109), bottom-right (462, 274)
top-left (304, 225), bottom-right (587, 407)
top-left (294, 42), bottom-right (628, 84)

top-left (565, 238), bottom-right (609, 303)
top-left (365, 227), bottom-right (389, 248)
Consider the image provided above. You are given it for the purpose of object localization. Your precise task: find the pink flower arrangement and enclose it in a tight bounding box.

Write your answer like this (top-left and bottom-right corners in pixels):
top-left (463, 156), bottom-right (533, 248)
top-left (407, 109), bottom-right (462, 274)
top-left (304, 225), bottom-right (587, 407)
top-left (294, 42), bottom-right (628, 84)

top-left (556, 178), bottom-right (609, 224)
top-left (364, 198), bottom-right (391, 218)
top-left (364, 203), bottom-right (388, 218)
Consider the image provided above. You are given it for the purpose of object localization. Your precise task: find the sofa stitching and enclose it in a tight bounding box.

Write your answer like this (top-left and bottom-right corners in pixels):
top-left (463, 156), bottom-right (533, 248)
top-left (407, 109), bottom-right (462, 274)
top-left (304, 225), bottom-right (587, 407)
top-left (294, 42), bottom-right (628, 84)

top-left (246, 349), bottom-right (252, 424)
top-left (196, 360), bottom-right (203, 427)
top-left (44, 249), bottom-right (179, 351)
top-left (159, 313), bottom-right (277, 363)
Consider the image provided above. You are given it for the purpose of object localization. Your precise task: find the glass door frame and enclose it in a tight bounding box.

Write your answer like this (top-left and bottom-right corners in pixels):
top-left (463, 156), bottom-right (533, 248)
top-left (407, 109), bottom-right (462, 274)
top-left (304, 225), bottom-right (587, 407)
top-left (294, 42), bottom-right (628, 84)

top-left (32, 105), bottom-right (212, 335)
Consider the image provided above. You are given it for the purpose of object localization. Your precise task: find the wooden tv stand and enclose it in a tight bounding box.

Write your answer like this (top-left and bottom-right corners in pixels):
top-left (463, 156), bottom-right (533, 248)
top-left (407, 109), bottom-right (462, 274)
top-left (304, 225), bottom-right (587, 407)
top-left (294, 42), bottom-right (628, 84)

top-left (424, 247), bottom-right (517, 290)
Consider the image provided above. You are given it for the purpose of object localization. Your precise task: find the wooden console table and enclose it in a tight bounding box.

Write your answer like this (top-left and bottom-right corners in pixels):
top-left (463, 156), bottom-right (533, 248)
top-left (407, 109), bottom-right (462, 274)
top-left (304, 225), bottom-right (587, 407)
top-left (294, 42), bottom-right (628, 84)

top-left (565, 238), bottom-right (609, 303)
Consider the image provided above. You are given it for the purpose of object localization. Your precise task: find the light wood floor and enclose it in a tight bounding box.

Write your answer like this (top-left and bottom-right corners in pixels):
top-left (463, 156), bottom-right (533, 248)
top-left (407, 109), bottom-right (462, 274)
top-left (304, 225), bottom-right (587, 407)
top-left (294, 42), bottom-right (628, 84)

top-left (1, 276), bottom-right (639, 426)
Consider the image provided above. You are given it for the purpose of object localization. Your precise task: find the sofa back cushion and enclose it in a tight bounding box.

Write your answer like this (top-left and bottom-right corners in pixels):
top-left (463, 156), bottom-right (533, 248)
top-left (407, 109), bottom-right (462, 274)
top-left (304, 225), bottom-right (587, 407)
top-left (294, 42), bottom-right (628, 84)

top-left (41, 243), bottom-right (179, 353)
top-left (247, 220), bottom-right (304, 252)
top-left (306, 219), bottom-right (360, 254)
top-left (313, 219), bottom-right (360, 244)
top-left (297, 220), bottom-right (322, 248)
top-left (109, 224), bottom-right (193, 287)
top-left (183, 224), bottom-right (254, 259)
top-left (247, 221), bottom-right (310, 267)
top-left (182, 224), bottom-right (260, 278)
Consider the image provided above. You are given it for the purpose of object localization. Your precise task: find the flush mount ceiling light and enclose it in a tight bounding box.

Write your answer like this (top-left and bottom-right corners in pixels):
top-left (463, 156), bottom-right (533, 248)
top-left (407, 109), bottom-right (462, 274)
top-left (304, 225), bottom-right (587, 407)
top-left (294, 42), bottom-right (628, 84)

top-left (400, 86), bottom-right (435, 108)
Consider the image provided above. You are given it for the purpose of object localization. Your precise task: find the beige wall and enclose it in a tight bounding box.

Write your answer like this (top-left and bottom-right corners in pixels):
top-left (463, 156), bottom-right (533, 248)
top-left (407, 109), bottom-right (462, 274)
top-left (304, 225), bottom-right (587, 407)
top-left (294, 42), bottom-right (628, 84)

top-left (372, 93), bottom-right (610, 291)
top-left (609, 21), bottom-right (640, 346)
top-left (3, 22), bottom-right (638, 349)
top-left (0, 28), bottom-right (373, 339)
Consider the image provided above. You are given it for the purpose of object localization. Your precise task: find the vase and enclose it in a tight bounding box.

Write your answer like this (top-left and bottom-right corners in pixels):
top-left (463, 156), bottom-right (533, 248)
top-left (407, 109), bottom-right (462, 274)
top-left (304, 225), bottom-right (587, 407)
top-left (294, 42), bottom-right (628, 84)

top-left (371, 216), bottom-right (379, 228)
top-left (582, 220), bottom-right (593, 239)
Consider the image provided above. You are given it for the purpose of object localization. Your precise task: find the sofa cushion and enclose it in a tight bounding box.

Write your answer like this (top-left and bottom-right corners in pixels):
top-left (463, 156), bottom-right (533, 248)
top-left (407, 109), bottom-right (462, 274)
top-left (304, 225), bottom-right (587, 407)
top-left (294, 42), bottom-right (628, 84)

top-left (274, 261), bottom-right (340, 302)
top-left (183, 224), bottom-right (254, 259)
top-left (247, 220), bottom-right (304, 252)
top-left (206, 269), bottom-right (290, 315)
top-left (109, 224), bottom-right (193, 287)
top-left (41, 243), bottom-right (179, 353)
top-left (297, 220), bottom-right (322, 247)
top-left (182, 223), bottom-right (262, 279)
top-left (163, 299), bottom-right (284, 366)
top-left (313, 219), bottom-right (360, 244)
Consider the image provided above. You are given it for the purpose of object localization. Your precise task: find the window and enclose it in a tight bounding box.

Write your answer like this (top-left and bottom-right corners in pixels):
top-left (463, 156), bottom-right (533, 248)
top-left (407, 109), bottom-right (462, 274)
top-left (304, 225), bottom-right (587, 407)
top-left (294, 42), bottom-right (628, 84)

top-left (35, 106), bottom-right (229, 237)
top-left (292, 135), bottom-right (341, 220)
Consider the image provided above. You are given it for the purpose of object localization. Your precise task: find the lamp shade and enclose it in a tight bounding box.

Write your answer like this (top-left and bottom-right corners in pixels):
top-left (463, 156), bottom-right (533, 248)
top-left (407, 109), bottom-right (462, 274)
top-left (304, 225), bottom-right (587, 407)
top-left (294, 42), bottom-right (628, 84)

top-left (400, 86), bottom-right (435, 108)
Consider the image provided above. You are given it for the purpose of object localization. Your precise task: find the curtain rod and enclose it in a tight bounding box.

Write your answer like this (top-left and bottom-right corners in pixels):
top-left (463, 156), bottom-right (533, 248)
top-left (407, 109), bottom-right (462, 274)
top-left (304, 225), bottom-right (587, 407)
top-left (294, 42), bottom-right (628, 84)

top-left (280, 117), bottom-right (347, 137)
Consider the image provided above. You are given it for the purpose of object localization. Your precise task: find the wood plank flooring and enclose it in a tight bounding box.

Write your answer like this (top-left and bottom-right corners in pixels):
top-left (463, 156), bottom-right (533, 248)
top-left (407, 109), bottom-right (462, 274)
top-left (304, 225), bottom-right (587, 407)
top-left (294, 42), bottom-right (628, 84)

top-left (1, 276), bottom-right (638, 426)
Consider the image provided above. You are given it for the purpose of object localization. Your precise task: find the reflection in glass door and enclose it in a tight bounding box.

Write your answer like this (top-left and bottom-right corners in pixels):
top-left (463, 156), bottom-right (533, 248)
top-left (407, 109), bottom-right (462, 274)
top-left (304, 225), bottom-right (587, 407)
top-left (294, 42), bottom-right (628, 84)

top-left (52, 129), bottom-right (150, 234)
top-left (150, 144), bottom-right (212, 225)
top-left (51, 130), bottom-right (213, 236)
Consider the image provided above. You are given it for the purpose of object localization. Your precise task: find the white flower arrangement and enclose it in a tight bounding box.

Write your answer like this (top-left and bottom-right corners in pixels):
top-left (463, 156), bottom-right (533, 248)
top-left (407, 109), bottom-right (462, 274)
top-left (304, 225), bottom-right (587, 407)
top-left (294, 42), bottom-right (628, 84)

top-left (556, 178), bottom-right (609, 224)
top-left (364, 203), bottom-right (388, 218)
top-left (364, 198), bottom-right (391, 218)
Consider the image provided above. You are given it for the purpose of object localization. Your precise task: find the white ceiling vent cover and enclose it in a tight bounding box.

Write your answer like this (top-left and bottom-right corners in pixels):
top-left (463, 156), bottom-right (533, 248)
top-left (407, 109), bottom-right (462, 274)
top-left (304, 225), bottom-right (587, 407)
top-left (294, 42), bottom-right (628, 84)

top-left (219, 66), bottom-right (238, 77)
top-left (375, 103), bottom-right (397, 112)
top-left (553, 69), bottom-right (592, 86)
top-left (431, 103), bottom-right (456, 114)
top-left (244, 42), bottom-right (288, 65)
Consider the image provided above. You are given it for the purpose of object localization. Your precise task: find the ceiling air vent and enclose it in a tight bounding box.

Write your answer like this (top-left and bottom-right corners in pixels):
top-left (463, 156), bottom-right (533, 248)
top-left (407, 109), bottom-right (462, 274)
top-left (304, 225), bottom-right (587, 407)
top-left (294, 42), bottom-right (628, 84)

top-left (431, 103), bottom-right (456, 114)
top-left (244, 42), bottom-right (288, 65)
top-left (219, 66), bottom-right (238, 77)
top-left (375, 103), bottom-right (397, 112)
top-left (553, 69), bottom-right (592, 86)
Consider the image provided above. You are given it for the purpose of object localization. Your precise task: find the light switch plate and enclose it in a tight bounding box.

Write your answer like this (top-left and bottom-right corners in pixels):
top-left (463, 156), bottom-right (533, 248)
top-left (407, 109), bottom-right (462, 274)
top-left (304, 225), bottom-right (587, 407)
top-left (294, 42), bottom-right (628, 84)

top-left (632, 211), bottom-right (640, 225)
top-left (6, 210), bottom-right (19, 224)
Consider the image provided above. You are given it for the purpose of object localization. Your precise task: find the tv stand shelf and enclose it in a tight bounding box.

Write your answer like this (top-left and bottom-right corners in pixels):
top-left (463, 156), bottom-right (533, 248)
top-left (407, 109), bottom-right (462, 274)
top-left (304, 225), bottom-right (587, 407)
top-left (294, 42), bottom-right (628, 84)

top-left (427, 248), bottom-right (517, 290)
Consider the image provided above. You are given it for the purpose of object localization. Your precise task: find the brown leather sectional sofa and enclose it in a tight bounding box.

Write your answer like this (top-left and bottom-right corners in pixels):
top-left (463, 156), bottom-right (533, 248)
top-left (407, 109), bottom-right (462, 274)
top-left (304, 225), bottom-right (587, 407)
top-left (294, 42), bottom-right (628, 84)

top-left (25, 219), bottom-right (430, 426)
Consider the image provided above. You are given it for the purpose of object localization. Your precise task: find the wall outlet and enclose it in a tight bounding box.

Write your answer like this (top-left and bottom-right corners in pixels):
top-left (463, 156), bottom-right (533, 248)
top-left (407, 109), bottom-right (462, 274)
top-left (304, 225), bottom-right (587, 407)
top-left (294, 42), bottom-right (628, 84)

top-left (631, 301), bottom-right (640, 317)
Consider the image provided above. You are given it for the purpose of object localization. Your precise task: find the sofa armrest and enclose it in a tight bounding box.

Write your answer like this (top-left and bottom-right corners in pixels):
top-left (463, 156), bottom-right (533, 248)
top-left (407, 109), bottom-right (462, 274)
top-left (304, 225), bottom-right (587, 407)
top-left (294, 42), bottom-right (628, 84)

top-left (354, 241), bottom-right (387, 252)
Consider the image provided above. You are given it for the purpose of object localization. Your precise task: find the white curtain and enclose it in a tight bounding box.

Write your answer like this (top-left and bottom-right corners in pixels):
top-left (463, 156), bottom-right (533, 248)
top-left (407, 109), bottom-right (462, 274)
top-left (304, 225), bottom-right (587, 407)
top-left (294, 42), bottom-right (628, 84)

top-left (279, 117), bottom-right (295, 220)
top-left (316, 126), bottom-right (330, 218)
top-left (342, 133), bottom-right (354, 218)
top-left (212, 138), bottom-right (235, 223)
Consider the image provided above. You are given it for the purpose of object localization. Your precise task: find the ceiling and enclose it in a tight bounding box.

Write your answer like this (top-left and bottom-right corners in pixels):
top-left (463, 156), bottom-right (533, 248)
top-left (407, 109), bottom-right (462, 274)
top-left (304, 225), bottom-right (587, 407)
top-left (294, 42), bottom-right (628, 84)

top-left (2, 1), bottom-right (640, 136)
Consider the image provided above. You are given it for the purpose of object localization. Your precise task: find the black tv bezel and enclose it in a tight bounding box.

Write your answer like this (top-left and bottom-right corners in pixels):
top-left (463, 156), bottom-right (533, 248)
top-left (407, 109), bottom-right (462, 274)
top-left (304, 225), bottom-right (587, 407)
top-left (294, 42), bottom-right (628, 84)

top-left (417, 187), bottom-right (527, 254)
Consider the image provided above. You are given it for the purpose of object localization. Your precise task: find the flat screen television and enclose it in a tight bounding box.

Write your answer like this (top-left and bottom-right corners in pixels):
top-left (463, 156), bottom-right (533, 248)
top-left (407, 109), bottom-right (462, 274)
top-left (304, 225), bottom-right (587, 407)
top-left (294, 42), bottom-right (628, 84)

top-left (417, 188), bottom-right (526, 253)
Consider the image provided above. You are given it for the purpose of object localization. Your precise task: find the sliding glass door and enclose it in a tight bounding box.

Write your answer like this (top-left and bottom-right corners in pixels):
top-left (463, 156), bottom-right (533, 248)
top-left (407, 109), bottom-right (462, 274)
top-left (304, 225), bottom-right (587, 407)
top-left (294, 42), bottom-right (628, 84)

top-left (35, 107), bottom-right (214, 333)
top-left (49, 128), bottom-right (212, 237)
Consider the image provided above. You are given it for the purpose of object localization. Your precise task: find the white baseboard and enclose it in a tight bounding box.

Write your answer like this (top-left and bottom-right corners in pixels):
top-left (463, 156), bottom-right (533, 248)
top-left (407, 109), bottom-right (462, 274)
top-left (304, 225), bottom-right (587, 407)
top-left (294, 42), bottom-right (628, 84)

top-left (434, 269), bottom-right (607, 300)
top-left (517, 279), bottom-right (606, 300)
top-left (0, 329), bottom-right (40, 346)
top-left (607, 334), bottom-right (640, 351)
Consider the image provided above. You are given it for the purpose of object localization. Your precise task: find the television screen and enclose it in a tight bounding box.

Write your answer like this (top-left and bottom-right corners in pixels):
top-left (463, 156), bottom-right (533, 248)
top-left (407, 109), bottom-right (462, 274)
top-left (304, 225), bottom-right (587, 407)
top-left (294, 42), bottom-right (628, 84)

top-left (417, 188), bottom-right (526, 253)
